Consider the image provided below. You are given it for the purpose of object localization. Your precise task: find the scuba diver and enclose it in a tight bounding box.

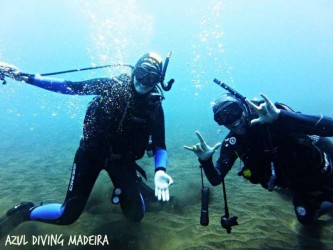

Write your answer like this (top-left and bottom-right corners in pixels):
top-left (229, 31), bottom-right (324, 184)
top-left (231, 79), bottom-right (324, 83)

top-left (0, 52), bottom-right (174, 236)
top-left (185, 83), bottom-right (333, 226)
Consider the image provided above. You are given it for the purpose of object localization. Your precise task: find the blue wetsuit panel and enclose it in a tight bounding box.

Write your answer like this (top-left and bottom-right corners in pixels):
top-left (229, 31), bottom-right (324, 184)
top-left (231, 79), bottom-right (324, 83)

top-left (30, 203), bottom-right (64, 220)
top-left (29, 75), bottom-right (75, 94)
top-left (154, 147), bottom-right (167, 171)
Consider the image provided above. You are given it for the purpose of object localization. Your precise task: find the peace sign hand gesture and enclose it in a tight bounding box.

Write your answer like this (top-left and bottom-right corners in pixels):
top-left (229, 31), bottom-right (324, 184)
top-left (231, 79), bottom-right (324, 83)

top-left (184, 131), bottom-right (221, 161)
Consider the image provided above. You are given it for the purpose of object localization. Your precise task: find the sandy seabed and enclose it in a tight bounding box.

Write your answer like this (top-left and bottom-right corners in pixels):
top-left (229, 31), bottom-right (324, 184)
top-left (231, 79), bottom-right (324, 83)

top-left (0, 129), bottom-right (332, 250)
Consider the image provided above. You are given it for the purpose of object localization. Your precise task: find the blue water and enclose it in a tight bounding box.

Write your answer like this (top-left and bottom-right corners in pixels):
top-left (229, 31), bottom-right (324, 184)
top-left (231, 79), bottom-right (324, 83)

top-left (0, 1), bottom-right (333, 249)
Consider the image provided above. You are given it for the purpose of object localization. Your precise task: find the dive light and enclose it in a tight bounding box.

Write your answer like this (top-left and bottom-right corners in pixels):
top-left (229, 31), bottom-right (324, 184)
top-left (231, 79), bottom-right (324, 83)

top-left (200, 186), bottom-right (210, 226)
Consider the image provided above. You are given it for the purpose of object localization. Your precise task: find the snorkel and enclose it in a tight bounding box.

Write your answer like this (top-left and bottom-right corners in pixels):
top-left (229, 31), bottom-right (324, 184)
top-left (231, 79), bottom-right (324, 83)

top-left (213, 78), bottom-right (251, 116)
top-left (159, 51), bottom-right (175, 91)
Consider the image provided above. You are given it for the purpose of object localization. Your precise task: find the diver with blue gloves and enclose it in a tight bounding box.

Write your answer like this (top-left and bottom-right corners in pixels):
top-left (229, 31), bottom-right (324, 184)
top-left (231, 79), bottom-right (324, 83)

top-left (0, 52), bottom-right (174, 234)
top-left (185, 80), bottom-right (333, 226)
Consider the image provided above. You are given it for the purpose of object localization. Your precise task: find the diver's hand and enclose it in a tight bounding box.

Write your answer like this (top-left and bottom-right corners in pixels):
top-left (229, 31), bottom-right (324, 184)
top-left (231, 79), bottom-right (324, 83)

top-left (154, 170), bottom-right (173, 202)
top-left (0, 62), bottom-right (27, 82)
top-left (184, 131), bottom-right (221, 161)
top-left (0, 62), bottom-right (19, 74)
top-left (246, 93), bottom-right (280, 125)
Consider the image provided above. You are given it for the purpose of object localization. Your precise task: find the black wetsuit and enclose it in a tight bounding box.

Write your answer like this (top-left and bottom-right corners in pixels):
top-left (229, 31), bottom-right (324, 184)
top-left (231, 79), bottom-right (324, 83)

top-left (26, 74), bottom-right (167, 223)
top-left (200, 109), bottom-right (333, 224)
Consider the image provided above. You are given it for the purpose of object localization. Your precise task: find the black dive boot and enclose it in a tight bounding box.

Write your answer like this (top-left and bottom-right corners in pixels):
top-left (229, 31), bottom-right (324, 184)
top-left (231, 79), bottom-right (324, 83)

top-left (0, 202), bottom-right (34, 239)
